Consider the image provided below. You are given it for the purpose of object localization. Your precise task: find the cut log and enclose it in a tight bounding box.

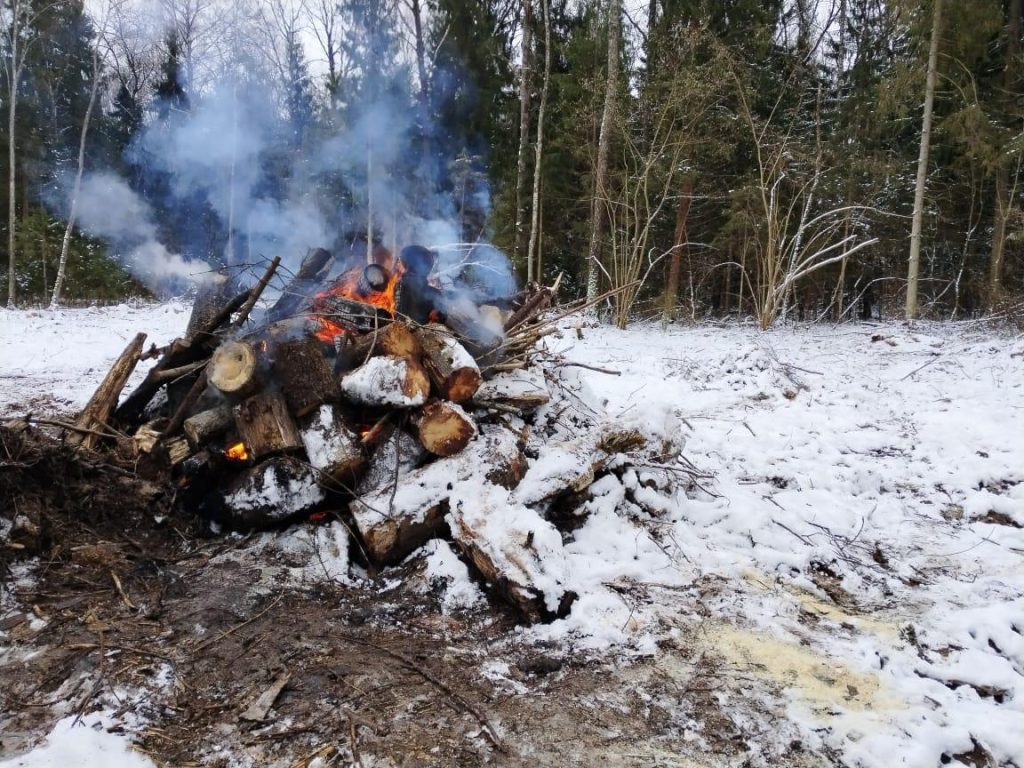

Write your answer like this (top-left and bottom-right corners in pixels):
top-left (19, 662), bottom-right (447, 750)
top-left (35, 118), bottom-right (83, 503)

top-left (339, 355), bottom-right (430, 408)
top-left (355, 423), bottom-right (427, 495)
top-left (71, 332), bottom-right (147, 449)
top-left (413, 324), bottom-right (482, 403)
top-left (209, 340), bottom-right (260, 399)
top-left (216, 456), bottom-right (325, 528)
top-left (351, 322), bottom-right (422, 362)
top-left (350, 426), bottom-right (525, 565)
top-left (416, 400), bottom-right (476, 457)
top-left (271, 336), bottom-right (339, 417)
top-left (299, 404), bottom-right (365, 483)
top-left (233, 391), bottom-right (303, 461)
top-left (183, 406), bottom-right (233, 449)
top-left (473, 368), bottom-right (550, 411)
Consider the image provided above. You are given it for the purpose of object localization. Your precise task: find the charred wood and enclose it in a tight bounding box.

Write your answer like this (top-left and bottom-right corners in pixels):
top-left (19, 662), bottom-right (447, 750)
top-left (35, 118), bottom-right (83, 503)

top-left (272, 336), bottom-right (339, 417)
top-left (233, 391), bottom-right (303, 460)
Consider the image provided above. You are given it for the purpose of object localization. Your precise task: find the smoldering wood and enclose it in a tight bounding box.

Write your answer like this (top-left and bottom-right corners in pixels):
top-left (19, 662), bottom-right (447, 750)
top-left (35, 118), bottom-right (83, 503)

top-left (440, 301), bottom-right (504, 355)
top-left (183, 406), bottom-right (233, 449)
top-left (299, 404), bottom-right (365, 483)
top-left (70, 332), bottom-right (147, 449)
top-left (415, 400), bottom-right (476, 457)
top-left (339, 355), bottom-right (431, 408)
top-left (267, 247), bottom-right (335, 322)
top-left (350, 322), bottom-right (422, 362)
top-left (208, 340), bottom-right (260, 399)
top-left (233, 391), bottom-right (304, 460)
top-left (312, 294), bottom-right (393, 332)
top-left (413, 324), bottom-right (482, 403)
top-left (350, 427), bottom-right (525, 565)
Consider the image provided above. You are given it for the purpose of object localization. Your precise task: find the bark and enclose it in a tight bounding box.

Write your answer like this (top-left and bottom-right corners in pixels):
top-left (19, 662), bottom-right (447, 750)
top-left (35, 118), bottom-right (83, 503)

top-left (662, 173), bottom-right (694, 325)
top-left (183, 406), bottom-right (233, 449)
top-left (514, 0), bottom-right (533, 268)
top-left (527, 0), bottom-right (551, 283)
top-left (233, 391), bottom-right (304, 461)
top-left (414, 324), bottom-right (482, 403)
top-left (585, 0), bottom-right (622, 303)
top-left (71, 333), bottom-right (147, 449)
top-left (272, 335), bottom-right (339, 417)
top-left (50, 42), bottom-right (102, 308)
top-left (351, 321), bottom-right (422, 361)
top-left (906, 0), bottom-right (943, 320)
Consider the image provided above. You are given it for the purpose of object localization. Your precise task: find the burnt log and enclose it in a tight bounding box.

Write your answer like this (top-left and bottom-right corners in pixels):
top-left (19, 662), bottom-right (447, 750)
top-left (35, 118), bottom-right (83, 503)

top-left (71, 332), bottom-right (147, 449)
top-left (233, 391), bottom-right (303, 461)
top-left (415, 400), bottom-right (476, 457)
top-left (272, 336), bottom-right (339, 417)
top-left (299, 404), bottom-right (364, 483)
top-left (339, 355), bottom-right (430, 408)
top-left (183, 406), bottom-right (233, 449)
top-left (413, 324), bottom-right (481, 403)
top-left (350, 427), bottom-right (525, 565)
top-left (267, 247), bottom-right (335, 322)
top-left (208, 340), bottom-right (260, 399)
top-left (355, 423), bottom-right (427, 495)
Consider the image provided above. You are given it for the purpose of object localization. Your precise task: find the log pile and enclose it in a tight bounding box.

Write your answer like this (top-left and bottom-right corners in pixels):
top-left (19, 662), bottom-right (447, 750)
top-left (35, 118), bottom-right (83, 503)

top-left (67, 248), bottom-right (684, 624)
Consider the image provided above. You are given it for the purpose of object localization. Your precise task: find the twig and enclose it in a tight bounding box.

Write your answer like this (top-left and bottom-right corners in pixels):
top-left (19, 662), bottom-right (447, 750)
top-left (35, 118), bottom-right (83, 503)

top-left (192, 594), bottom-right (284, 654)
top-left (555, 361), bottom-right (622, 376)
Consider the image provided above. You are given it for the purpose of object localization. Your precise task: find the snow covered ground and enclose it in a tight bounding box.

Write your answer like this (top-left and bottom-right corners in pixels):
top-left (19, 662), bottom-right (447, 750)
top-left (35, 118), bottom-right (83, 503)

top-left (1, 303), bottom-right (1022, 767)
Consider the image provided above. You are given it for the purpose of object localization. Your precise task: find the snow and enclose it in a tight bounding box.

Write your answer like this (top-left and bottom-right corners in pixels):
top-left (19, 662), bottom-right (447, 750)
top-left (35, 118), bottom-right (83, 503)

top-left (339, 355), bottom-right (427, 407)
top-left (225, 463), bottom-right (325, 519)
top-left (3, 304), bottom-right (1023, 767)
top-left (0, 712), bottom-right (157, 768)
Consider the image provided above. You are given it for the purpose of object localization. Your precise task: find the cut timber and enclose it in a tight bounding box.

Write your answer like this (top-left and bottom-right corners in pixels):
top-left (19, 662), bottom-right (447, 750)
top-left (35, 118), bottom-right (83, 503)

top-left (350, 427), bottom-right (525, 565)
top-left (233, 391), bottom-right (303, 460)
top-left (218, 456), bottom-right (325, 528)
top-left (473, 368), bottom-right (550, 411)
top-left (351, 322), bottom-right (422, 361)
top-left (299, 404), bottom-right (364, 482)
top-left (416, 400), bottom-right (476, 457)
top-left (209, 340), bottom-right (260, 399)
top-left (413, 324), bottom-right (482, 403)
top-left (339, 355), bottom-right (430, 408)
top-left (449, 491), bottom-right (573, 623)
top-left (183, 406), bottom-right (233, 449)
top-left (71, 332), bottom-right (147, 449)
top-left (272, 336), bottom-right (339, 417)
top-left (355, 423), bottom-right (427, 495)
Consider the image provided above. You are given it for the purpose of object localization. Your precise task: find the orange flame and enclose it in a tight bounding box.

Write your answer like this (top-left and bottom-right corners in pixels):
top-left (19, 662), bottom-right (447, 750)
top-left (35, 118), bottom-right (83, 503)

top-left (312, 264), bottom-right (405, 342)
top-left (225, 442), bottom-right (249, 461)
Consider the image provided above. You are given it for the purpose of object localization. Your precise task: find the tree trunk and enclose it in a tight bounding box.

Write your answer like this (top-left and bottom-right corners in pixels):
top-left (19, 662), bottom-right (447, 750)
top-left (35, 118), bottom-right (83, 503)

top-left (51, 46), bottom-right (102, 308)
top-left (584, 0), bottom-right (621, 304)
top-left (7, 38), bottom-right (19, 307)
top-left (515, 0), bottom-right (533, 272)
top-left (988, 0), bottom-right (1022, 309)
top-left (527, 0), bottom-right (551, 284)
top-left (233, 391), bottom-right (304, 461)
top-left (662, 172), bottom-right (694, 325)
top-left (410, 0), bottom-right (433, 209)
top-left (906, 0), bottom-right (943, 320)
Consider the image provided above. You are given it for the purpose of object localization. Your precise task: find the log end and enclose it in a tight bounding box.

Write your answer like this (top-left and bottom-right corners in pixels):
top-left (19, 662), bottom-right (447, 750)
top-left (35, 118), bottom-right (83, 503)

top-left (417, 400), bottom-right (476, 457)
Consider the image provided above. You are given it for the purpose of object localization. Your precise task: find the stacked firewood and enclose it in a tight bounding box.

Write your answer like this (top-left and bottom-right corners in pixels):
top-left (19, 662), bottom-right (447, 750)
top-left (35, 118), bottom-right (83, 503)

top-left (68, 250), bottom-right (674, 622)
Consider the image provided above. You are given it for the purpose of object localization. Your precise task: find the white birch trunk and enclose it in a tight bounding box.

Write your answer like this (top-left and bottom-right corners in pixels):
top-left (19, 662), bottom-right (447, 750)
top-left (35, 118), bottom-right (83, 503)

top-left (515, 0), bottom-right (533, 274)
top-left (527, 0), bottom-right (551, 281)
top-left (906, 0), bottom-right (943, 320)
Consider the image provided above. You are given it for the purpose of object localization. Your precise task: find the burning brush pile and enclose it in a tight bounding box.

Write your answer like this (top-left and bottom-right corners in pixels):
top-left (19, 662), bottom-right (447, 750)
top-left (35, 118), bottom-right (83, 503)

top-left (60, 245), bottom-right (683, 623)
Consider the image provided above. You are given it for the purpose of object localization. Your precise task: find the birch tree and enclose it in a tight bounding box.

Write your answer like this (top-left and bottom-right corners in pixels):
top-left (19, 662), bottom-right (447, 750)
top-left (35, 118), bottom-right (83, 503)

top-left (526, 0), bottom-right (549, 283)
top-left (905, 0), bottom-right (943, 320)
top-left (584, 0), bottom-right (621, 304)
top-left (514, 0), bottom-right (532, 270)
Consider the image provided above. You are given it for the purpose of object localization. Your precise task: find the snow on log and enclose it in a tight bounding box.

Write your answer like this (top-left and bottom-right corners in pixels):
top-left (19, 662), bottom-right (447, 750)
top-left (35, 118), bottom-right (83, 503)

top-left (209, 340), bottom-right (260, 399)
top-left (221, 456), bottom-right (325, 528)
top-left (339, 355), bottom-right (430, 408)
top-left (473, 368), bottom-right (550, 411)
top-left (356, 423), bottom-right (427, 495)
top-left (233, 391), bottom-right (303, 460)
top-left (183, 406), bottom-right (233, 449)
top-left (448, 489), bottom-right (573, 623)
top-left (299, 404), bottom-right (364, 482)
top-left (350, 426), bottom-right (525, 564)
top-left (413, 324), bottom-right (482, 403)
top-left (415, 400), bottom-right (476, 456)
top-left (271, 335), bottom-right (339, 417)
top-left (351, 322), bottom-right (423, 361)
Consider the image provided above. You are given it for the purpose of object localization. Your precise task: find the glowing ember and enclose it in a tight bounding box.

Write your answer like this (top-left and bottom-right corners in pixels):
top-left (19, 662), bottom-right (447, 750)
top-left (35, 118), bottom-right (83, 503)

top-left (225, 442), bottom-right (249, 461)
top-left (312, 264), bottom-right (405, 342)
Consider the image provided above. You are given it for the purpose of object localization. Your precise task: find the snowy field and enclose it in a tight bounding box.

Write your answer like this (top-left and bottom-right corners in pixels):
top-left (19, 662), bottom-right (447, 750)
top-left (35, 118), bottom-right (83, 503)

top-left (1, 302), bottom-right (1023, 767)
